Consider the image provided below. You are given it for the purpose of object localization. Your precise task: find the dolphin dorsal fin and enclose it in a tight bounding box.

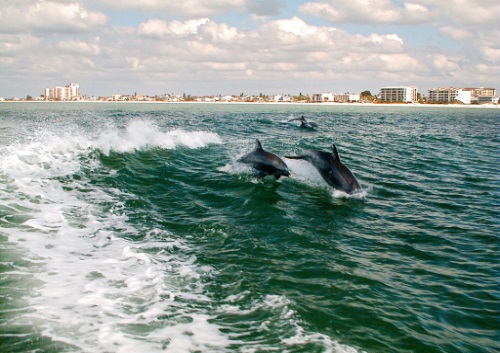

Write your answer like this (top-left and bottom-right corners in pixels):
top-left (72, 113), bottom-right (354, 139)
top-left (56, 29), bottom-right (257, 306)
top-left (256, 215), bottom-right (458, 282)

top-left (255, 139), bottom-right (263, 150)
top-left (332, 144), bottom-right (341, 161)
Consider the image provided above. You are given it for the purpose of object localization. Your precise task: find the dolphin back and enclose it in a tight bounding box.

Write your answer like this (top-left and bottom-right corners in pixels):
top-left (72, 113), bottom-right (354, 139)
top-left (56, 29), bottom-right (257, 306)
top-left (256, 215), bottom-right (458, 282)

top-left (238, 139), bottom-right (289, 179)
top-left (285, 147), bottom-right (362, 194)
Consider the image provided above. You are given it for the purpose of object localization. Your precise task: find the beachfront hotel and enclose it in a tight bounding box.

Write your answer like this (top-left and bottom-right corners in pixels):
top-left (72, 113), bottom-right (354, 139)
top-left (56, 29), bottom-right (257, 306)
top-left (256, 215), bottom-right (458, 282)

top-left (463, 87), bottom-right (498, 104)
top-left (427, 87), bottom-right (471, 104)
top-left (44, 83), bottom-right (80, 101)
top-left (379, 86), bottom-right (418, 103)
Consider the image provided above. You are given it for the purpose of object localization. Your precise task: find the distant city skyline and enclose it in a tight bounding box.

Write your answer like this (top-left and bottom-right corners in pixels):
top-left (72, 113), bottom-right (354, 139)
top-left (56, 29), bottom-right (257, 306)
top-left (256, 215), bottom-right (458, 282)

top-left (1, 1), bottom-right (499, 98)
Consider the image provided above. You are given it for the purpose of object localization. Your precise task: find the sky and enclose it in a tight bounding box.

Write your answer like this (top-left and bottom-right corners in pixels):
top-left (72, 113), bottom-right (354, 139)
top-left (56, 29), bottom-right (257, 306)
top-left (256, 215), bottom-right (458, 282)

top-left (1, 0), bottom-right (499, 98)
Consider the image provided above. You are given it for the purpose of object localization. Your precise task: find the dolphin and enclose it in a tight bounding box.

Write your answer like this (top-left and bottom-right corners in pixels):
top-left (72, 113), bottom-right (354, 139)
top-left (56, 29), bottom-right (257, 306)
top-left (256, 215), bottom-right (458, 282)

top-left (287, 116), bottom-right (318, 128)
top-left (285, 144), bottom-right (362, 194)
top-left (237, 139), bottom-right (290, 179)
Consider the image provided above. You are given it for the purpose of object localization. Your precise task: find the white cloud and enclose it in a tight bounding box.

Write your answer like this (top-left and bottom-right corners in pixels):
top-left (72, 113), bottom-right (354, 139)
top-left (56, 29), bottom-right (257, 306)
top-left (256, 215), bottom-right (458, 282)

top-left (121, 17), bottom-right (414, 84)
top-left (432, 0), bottom-right (500, 26)
top-left (0, 1), bottom-right (498, 97)
top-left (480, 46), bottom-right (500, 64)
top-left (299, 0), bottom-right (433, 24)
top-left (430, 54), bottom-right (460, 73)
top-left (440, 26), bottom-right (473, 41)
top-left (92, 0), bottom-right (247, 17)
top-left (0, 34), bottom-right (41, 55)
top-left (274, 17), bottom-right (319, 36)
top-left (57, 40), bottom-right (101, 55)
top-left (138, 18), bottom-right (210, 37)
top-left (0, 1), bottom-right (107, 33)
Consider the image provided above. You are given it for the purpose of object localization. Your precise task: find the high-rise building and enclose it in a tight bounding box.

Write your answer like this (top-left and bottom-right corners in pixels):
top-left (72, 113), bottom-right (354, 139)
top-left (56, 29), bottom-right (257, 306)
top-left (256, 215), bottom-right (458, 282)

top-left (44, 83), bottom-right (80, 100)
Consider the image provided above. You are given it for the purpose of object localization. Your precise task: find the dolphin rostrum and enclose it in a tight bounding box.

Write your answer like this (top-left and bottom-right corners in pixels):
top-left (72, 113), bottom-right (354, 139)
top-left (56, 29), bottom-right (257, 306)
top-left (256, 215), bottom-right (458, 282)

top-left (237, 139), bottom-right (290, 179)
top-left (285, 144), bottom-right (362, 194)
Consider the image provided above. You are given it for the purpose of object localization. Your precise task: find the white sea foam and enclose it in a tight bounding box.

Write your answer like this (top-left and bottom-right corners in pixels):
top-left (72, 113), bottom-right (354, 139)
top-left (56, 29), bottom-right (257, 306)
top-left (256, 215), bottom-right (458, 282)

top-left (285, 158), bottom-right (325, 186)
top-left (94, 120), bottom-right (222, 155)
top-left (218, 294), bottom-right (366, 353)
top-left (0, 121), bottom-right (229, 352)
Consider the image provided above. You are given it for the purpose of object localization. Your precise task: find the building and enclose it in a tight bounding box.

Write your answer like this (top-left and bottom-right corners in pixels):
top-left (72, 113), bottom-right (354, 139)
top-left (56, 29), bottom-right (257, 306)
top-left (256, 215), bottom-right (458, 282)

top-left (335, 93), bottom-right (360, 103)
top-left (463, 87), bottom-right (496, 97)
top-left (427, 87), bottom-right (471, 104)
top-left (463, 87), bottom-right (497, 104)
top-left (477, 96), bottom-right (499, 104)
top-left (44, 83), bottom-right (80, 101)
top-left (312, 92), bottom-right (334, 102)
top-left (379, 86), bottom-right (418, 103)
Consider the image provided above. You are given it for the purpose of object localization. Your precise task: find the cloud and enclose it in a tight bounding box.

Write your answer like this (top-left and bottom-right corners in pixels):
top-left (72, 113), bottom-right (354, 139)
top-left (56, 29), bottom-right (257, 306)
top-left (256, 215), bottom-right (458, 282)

top-left (439, 26), bottom-right (473, 41)
top-left (299, 0), bottom-right (434, 25)
top-left (129, 16), bottom-right (412, 82)
top-left (57, 40), bottom-right (101, 55)
top-left (432, 0), bottom-right (500, 26)
top-left (0, 34), bottom-right (41, 56)
top-left (92, 0), bottom-right (283, 17)
top-left (138, 18), bottom-right (210, 37)
top-left (430, 54), bottom-right (460, 73)
top-left (0, 1), bottom-right (107, 34)
top-left (0, 1), bottom-right (498, 97)
top-left (300, 0), bottom-right (500, 30)
top-left (246, 0), bottom-right (283, 16)
top-left (92, 0), bottom-right (247, 17)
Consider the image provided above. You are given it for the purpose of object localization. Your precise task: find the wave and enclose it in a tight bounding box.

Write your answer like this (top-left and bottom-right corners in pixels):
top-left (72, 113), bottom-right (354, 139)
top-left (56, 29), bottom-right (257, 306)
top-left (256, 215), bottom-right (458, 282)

top-left (0, 119), bottom-right (365, 352)
top-left (0, 120), bottom-right (229, 352)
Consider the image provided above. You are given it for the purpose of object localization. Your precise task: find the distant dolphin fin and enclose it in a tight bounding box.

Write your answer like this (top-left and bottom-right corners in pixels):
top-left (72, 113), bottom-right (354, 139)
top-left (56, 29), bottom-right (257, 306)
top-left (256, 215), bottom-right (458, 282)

top-left (332, 144), bottom-right (341, 161)
top-left (254, 139), bottom-right (263, 150)
top-left (287, 117), bottom-right (305, 123)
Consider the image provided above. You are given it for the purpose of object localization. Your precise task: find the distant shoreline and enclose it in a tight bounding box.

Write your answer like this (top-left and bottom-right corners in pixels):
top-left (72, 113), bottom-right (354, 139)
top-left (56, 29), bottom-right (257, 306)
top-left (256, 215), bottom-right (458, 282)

top-left (1, 100), bottom-right (499, 109)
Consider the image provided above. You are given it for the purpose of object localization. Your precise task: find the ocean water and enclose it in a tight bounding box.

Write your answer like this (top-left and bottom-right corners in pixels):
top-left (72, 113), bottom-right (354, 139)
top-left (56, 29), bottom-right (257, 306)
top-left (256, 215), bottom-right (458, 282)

top-left (0, 102), bottom-right (498, 353)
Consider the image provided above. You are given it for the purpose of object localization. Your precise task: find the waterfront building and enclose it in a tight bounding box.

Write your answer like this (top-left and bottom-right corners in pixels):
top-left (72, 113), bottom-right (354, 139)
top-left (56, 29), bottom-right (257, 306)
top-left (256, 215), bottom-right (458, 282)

top-left (463, 87), bottom-right (497, 104)
top-left (463, 87), bottom-right (496, 97)
top-left (335, 93), bottom-right (360, 103)
top-left (312, 92), bottom-right (334, 102)
top-left (427, 87), bottom-right (471, 104)
top-left (477, 96), bottom-right (499, 104)
top-left (44, 83), bottom-right (80, 101)
top-left (379, 86), bottom-right (418, 103)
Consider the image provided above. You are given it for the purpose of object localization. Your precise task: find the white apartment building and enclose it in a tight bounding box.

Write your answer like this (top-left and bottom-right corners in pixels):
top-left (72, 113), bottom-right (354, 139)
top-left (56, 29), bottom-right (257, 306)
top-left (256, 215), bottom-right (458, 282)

top-left (312, 92), bottom-right (335, 102)
top-left (335, 93), bottom-right (360, 102)
top-left (427, 87), bottom-right (471, 104)
top-left (44, 83), bottom-right (80, 100)
top-left (463, 87), bottom-right (496, 97)
top-left (379, 86), bottom-right (418, 103)
top-left (463, 87), bottom-right (497, 104)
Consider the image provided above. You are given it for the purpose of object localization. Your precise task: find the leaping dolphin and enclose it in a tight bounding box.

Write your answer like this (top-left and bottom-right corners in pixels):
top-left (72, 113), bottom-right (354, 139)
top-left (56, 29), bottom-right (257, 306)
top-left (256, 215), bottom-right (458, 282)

top-left (287, 116), bottom-right (318, 128)
top-left (285, 144), bottom-right (362, 194)
top-left (238, 139), bottom-right (290, 179)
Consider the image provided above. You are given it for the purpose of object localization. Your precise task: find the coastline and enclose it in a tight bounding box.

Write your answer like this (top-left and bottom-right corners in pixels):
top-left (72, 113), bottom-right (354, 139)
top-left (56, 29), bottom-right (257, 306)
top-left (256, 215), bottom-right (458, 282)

top-left (1, 100), bottom-right (499, 109)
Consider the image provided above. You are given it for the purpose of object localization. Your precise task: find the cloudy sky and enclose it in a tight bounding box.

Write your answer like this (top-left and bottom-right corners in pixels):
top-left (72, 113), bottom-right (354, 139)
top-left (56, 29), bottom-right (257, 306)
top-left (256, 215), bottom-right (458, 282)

top-left (1, 0), bottom-right (499, 98)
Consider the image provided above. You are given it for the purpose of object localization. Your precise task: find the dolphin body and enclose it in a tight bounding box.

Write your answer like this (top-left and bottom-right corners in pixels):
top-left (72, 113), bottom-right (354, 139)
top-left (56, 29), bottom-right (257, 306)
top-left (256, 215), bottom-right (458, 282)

top-left (285, 144), bottom-right (362, 194)
top-left (238, 139), bottom-right (290, 179)
top-left (287, 116), bottom-right (318, 129)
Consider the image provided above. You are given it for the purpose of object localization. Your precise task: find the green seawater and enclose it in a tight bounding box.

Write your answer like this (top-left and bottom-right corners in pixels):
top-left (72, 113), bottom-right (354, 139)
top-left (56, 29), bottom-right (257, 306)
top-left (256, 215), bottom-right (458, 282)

top-left (0, 102), bottom-right (499, 353)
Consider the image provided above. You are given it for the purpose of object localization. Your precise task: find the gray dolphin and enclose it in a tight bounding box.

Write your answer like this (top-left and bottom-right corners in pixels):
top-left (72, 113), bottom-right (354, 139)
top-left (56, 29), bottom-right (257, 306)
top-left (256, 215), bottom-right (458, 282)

top-left (285, 144), bottom-right (362, 194)
top-left (237, 139), bottom-right (290, 179)
top-left (287, 116), bottom-right (318, 128)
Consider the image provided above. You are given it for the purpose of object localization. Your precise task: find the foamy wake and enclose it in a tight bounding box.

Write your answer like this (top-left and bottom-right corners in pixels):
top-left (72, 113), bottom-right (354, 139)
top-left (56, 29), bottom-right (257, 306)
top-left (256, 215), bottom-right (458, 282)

top-left (95, 120), bottom-right (223, 155)
top-left (0, 121), bottom-right (229, 352)
top-left (0, 120), bottom-right (364, 353)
